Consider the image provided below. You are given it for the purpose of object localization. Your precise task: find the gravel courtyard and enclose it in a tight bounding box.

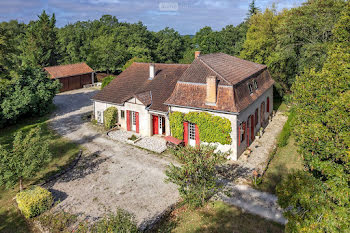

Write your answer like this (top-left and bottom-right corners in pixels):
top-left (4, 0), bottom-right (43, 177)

top-left (47, 88), bottom-right (179, 229)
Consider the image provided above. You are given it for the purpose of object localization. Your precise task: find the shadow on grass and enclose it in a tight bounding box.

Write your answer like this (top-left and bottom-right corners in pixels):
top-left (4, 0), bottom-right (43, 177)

top-left (194, 202), bottom-right (284, 233)
top-left (259, 163), bottom-right (288, 194)
top-left (0, 206), bottom-right (30, 233)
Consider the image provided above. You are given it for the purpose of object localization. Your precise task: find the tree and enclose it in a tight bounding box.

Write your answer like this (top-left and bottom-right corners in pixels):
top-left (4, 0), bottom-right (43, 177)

top-left (0, 20), bottom-right (25, 79)
top-left (121, 57), bottom-right (151, 71)
top-left (165, 146), bottom-right (228, 207)
top-left (276, 3), bottom-right (350, 232)
top-left (20, 11), bottom-right (59, 67)
top-left (240, 8), bottom-right (280, 65)
top-left (220, 22), bottom-right (248, 56)
top-left (0, 67), bottom-right (60, 128)
top-left (193, 26), bottom-right (223, 54)
top-left (0, 126), bottom-right (52, 191)
top-left (246, 0), bottom-right (260, 19)
top-left (88, 34), bottom-right (127, 73)
top-left (269, 0), bottom-right (345, 93)
top-left (154, 27), bottom-right (185, 63)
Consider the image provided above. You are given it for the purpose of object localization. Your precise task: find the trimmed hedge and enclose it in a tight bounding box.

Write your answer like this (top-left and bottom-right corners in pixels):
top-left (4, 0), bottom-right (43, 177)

top-left (170, 111), bottom-right (232, 145)
top-left (103, 107), bottom-right (118, 129)
top-left (169, 112), bottom-right (185, 140)
top-left (16, 186), bottom-right (53, 218)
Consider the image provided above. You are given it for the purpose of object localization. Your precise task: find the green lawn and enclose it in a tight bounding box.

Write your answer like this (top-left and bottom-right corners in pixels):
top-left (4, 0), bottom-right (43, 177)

top-left (258, 136), bottom-right (303, 194)
top-left (156, 201), bottom-right (284, 233)
top-left (0, 116), bottom-right (81, 233)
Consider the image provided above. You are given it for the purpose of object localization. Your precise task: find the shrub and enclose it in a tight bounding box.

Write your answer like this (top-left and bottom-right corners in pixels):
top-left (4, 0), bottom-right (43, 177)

top-left (128, 134), bottom-right (138, 141)
top-left (101, 75), bottom-right (116, 89)
top-left (165, 146), bottom-right (228, 207)
top-left (16, 186), bottom-right (53, 218)
top-left (37, 211), bottom-right (78, 233)
top-left (277, 110), bottom-right (295, 147)
top-left (169, 112), bottom-right (184, 140)
top-left (103, 107), bottom-right (118, 129)
top-left (90, 209), bottom-right (139, 233)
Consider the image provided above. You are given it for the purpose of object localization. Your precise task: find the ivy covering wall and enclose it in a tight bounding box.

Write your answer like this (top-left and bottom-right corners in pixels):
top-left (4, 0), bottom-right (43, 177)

top-left (169, 112), bottom-right (185, 140)
top-left (170, 111), bottom-right (232, 145)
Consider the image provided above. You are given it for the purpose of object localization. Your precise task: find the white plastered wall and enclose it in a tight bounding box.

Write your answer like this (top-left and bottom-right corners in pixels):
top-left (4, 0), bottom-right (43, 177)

top-left (237, 86), bottom-right (273, 156)
top-left (93, 99), bottom-right (169, 137)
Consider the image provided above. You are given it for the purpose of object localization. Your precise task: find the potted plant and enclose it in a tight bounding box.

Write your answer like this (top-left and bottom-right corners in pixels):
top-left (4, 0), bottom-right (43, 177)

top-left (259, 127), bottom-right (264, 137)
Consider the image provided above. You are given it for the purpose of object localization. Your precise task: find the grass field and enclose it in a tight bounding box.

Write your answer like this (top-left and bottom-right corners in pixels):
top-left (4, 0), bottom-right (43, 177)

top-left (156, 201), bottom-right (284, 233)
top-left (0, 116), bottom-right (81, 233)
top-left (258, 136), bottom-right (303, 194)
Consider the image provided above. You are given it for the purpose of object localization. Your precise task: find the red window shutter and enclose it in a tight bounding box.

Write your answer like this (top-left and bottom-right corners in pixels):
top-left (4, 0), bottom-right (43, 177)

top-left (247, 118), bottom-right (250, 146)
top-left (238, 123), bottom-right (241, 146)
top-left (267, 97), bottom-right (270, 112)
top-left (126, 110), bottom-right (131, 131)
top-left (183, 122), bottom-right (188, 146)
top-left (136, 112), bottom-right (139, 133)
top-left (195, 124), bottom-right (200, 148)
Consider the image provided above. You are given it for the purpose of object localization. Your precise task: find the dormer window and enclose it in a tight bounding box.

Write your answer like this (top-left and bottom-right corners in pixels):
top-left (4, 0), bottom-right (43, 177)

top-left (248, 83), bottom-right (253, 94)
top-left (253, 80), bottom-right (258, 89)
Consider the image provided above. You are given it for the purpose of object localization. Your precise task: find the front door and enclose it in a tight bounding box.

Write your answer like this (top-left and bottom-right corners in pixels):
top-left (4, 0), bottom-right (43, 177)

top-left (188, 123), bottom-right (196, 147)
top-left (131, 111), bottom-right (136, 131)
top-left (153, 115), bottom-right (159, 135)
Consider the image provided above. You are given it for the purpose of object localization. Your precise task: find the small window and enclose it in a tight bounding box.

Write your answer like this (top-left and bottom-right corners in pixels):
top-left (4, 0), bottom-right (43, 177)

top-left (121, 110), bottom-right (125, 119)
top-left (97, 111), bottom-right (102, 123)
top-left (255, 108), bottom-right (259, 126)
top-left (248, 84), bottom-right (253, 94)
top-left (254, 80), bottom-right (258, 89)
top-left (189, 123), bottom-right (196, 140)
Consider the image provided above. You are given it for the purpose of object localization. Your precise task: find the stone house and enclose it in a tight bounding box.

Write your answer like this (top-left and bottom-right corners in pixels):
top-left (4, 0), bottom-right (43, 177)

top-left (92, 52), bottom-right (274, 160)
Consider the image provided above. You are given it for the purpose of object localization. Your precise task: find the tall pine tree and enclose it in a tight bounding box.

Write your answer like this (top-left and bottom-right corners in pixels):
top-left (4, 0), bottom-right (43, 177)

top-left (20, 11), bottom-right (59, 68)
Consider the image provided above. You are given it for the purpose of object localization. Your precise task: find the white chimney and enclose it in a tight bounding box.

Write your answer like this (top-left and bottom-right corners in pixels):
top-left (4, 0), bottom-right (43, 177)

top-left (149, 64), bottom-right (155, 80)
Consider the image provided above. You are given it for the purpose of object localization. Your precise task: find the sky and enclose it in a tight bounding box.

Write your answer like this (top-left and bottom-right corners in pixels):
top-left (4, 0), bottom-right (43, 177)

top-left (0, 0), bottom-right (305, 34)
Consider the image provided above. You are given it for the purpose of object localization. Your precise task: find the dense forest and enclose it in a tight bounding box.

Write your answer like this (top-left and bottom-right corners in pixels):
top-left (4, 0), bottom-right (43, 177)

top-left (0, 0), bottom-right (349, 232)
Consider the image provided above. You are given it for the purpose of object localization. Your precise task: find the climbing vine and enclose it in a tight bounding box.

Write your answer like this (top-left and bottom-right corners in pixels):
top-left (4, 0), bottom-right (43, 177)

top-left (170, 111), bottom-right (232, 144)
top-left (169, 112), bottom-right (185, 140)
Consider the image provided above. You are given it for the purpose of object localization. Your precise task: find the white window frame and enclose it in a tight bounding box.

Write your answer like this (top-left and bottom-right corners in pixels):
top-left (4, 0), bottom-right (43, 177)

top-left (253, 80), bottom-right (258, 89)
top-left (97, 111), bottom-right (102, 123)
top-left (248, 84), bottom-right (253, 94)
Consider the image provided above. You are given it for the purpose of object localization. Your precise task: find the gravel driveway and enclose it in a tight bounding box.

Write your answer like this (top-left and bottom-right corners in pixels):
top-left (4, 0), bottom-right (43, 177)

top-left (47, 88), bottom-right (179, 229)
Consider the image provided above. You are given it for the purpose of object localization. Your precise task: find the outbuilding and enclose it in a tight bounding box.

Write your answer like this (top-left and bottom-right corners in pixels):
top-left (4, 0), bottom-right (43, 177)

top-left (44, 63), bottom-right (95, 92)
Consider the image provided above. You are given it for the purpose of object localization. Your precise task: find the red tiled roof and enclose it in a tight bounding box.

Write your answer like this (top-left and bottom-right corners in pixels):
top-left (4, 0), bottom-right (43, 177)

top-left (198, 53), bottom-right (267, 85)
top-left (165, 71), bottom-right (274, 113)
top-left (44, 63), bottom-right (94, 79)
top-left (92, 63), bottom-right (190, 112)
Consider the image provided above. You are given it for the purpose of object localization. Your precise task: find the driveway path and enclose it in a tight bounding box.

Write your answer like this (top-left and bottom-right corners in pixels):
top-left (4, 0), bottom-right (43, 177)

top-left (47, 88), bottom-right (179, 230)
